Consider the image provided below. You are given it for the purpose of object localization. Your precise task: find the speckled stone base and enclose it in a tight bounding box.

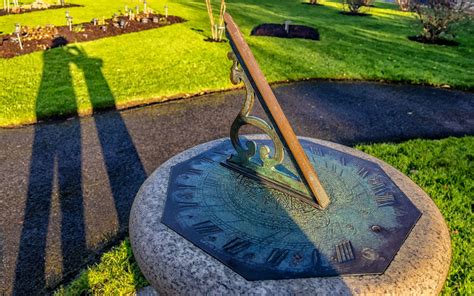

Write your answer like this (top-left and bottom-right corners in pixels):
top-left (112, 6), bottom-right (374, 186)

top-left (129, 136), bottom-right (451, 295)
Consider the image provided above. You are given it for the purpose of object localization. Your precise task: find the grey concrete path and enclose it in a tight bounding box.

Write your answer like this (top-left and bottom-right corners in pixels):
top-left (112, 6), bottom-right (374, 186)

top-left (0, 80), bottom-right (473, 295)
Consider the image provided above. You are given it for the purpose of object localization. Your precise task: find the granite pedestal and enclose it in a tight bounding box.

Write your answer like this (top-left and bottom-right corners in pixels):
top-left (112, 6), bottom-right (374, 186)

top-left (130, 135), bottom-right (451, 295)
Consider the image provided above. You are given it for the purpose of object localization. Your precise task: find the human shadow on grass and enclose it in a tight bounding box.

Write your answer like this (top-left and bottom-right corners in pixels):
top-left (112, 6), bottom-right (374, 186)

top-left (13, 45), bottom-right (147, 294)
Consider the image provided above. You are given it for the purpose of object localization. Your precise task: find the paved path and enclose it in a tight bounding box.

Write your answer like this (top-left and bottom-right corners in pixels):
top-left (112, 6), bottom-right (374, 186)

top-left (0, 80), bottom-right (473, 295)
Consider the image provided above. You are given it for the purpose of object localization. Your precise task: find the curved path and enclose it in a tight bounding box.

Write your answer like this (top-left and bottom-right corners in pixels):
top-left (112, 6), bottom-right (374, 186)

top-left (0, 80), bottom-right (473, 294)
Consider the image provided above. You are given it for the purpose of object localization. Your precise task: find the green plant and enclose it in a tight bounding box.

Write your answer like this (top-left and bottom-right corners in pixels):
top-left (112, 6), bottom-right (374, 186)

top-left (205, 0), bottom-right (226, 41)
top-left (72, 24), bottom-right (84, 32)
top-left (342, 0), bottom-right (368, 14)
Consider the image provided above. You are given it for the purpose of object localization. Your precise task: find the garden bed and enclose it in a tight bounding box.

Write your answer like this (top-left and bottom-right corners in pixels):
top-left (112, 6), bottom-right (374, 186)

top-left (0, 4), bottom-right (82, 16)
top-left (251, 23), bottom-right (319, 40)
top-left (408, 35), bottom-right (459, 46)
top-left (0, 14), bottom-right (185, 58)
top-left (339, 11), bottom-right (371, 16)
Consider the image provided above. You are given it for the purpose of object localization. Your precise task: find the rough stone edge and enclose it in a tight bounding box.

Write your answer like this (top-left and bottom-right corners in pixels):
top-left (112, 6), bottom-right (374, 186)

top-left (130, 135), bottom-right (451, 296)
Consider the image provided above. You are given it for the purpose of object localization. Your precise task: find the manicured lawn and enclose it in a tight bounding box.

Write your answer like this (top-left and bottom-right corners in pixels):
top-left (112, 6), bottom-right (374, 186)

top-left (56, 136), bottom-right (473, 295)
top-left (0, 0), bottom-right (473, 126)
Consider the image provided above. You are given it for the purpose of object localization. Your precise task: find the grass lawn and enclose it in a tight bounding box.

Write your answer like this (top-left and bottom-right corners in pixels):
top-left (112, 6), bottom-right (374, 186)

top-left (56, 136), bottom-right (473, 295)
top-left (0, 0), bottom-right (473, 127)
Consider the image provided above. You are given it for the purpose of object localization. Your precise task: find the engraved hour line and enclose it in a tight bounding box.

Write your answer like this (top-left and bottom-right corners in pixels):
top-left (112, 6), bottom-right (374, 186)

top-left (186, 168), bottom-right (203, 175)
top-left (312, 249), bottom-right (320, 266)
top-left (340, 157), bottom-right (346, 166)
top-left (212, 150), bottom-right (228, 156)
top-left (177, 201), bottom-right (199, 209)
top-left (357, 167), bottom-right (369, 179)
top-left (223, 237), bottom-right (252, 254)
top-left (192, 220), bottom-right (223, 235)
top-left (200, 157), bottom-right (215, 163)
top-left (176, 184), bottom-right (197, 189)
top-left (266, 248), bottom-right (289, 266)
top-left (315, 147), bottom-right (325, 156)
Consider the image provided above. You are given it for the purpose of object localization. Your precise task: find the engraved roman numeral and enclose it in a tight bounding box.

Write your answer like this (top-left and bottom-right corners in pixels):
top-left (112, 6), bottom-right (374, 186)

top-left (312, 249), bottom-right (320, 266)
top-left (200, 156), bottom-right (215, 164)
top-left (176, 184), bottom-right (196, 189)
top-left (177, 201), bottom-right (199, 209)
top-left (212, 150), bottom-right (228, 156)
top-left (223, 237), bottom-right (252, 254)
top-left (330, 163), bottom-right (337, 174)
top-left (335, 241), bottom-right (355, 263)
top-left (394, 207), bottom-right (408, 217)
top-left (192, 221), bottom-right (223, 235)
top-left (186, 168), bottom-right (203, 175)
top-left (369, 178), bottom-right (387, 195)
top-left (375, 192), bottom-right (395, 207)
top-left (311, 146), bottom-right (324, 156)
top-left (357, 167), bottom-right (369, 179)
top-left (340, 157), bottom-right (346, 166)
top-left (266, 248), bottom-right (289, 266)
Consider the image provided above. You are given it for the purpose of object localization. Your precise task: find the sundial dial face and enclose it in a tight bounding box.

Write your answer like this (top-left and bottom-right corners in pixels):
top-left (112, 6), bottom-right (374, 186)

top-left (161, 139), bottom-right (421, 280)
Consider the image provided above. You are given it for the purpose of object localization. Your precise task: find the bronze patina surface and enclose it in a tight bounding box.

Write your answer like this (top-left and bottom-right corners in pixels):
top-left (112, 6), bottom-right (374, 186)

top-left (161, 139), bottom-right (421, 280)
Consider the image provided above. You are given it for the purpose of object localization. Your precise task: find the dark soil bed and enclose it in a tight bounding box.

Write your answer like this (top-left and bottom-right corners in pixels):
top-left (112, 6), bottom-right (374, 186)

top-left (0, 4), bottom-right (82, 16)
top-left (301, 2), bottom-right (325, 6)
top-left (408, 35), bottom-right (459, 46)
top-left (339, 11), bottom-right (371, 16)
top-left (251, 23), bottom-right (319, 40)
top-left (0, 14), bottom-right (185, 58)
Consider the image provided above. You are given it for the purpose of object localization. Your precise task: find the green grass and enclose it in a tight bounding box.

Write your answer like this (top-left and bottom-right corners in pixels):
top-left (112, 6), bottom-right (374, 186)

top-left (357, 136), bottom-right (473, 295)
top-left (54, 240), bottom-right (149, 295)
top-left (0, 0), bottom-right (473, 126)
top-left (57, 136), bottom-right (473, 295)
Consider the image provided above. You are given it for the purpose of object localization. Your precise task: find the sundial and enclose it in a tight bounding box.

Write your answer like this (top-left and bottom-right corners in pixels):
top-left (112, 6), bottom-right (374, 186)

top-left (160, 14), bottom-right (421, 281)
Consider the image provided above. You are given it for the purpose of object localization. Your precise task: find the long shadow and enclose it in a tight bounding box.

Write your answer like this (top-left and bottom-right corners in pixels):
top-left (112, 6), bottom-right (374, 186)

top-left (13, 45), bottom-right (146, 294)
top-left (71, 47), bottom-right (147, 228)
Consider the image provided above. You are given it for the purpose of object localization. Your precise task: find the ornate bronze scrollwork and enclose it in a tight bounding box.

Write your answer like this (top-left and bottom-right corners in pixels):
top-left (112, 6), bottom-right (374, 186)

top-left (227, 52), bottom-right (284, 169)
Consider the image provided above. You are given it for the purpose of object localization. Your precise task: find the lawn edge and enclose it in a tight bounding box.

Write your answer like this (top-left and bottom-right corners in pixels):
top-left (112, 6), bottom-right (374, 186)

top-left (1, 77), bottom-right (473, 129)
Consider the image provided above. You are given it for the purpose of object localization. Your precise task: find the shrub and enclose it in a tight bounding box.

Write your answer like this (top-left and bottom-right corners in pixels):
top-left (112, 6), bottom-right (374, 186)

top-left (412, 0), bottom-right (473, 42)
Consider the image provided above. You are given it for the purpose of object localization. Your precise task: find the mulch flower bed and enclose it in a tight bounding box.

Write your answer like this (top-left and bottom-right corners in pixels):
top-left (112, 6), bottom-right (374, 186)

top-left (0, 4), bottom-right (82, 16)
top-left (0, 14), bottom-right (185, 58)
top-left (339, 11), bottom-right (371, 16)
top-left (251, 23), bottom-right (320, 41)
top-left (408, 35), bottom-right (459, 46)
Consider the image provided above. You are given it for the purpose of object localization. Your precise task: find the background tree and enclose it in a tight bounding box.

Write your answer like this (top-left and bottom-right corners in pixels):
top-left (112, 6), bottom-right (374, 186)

top-left (396, 0), bottom-right (411, 11)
